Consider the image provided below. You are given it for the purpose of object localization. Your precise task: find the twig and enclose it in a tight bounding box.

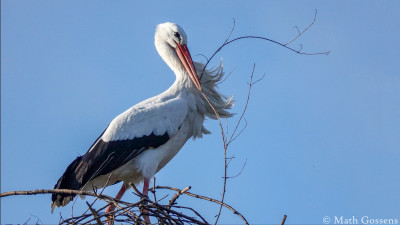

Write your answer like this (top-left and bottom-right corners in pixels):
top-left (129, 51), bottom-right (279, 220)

top-left (199, 16), bottom-right (326, 222)
top-left (227, 64), bottom-right (261, 147)
top-left (168, 186), bottom-right (191, 209)
top-left (150, 202), bottom-right (208, 225)
top-left (200, 18), bottom-right (236, 81)
top-left (284, 10), bottom-right (317, 45)
top-left (129, 183), bottom-right (145, 198)
top-left (197, 92), bottom-right (227, 225)
top-left (2, 185), bottom-right (247, 224)
top-left (172, 205), bottom-right (210, 224)
top-left (1, 189), bottom-right (114, 201)
top-left (226, 159), bottom-right (247, 179)
top-left (200, 16), bottom-right (329, 81)
top-left (214, 64), bottom-right (261, 225)
top-left (77, 174), bottom-right (114, 223)
top-left (152, 177), bottom-right (157, 202)
top-left (229, 118), bottom-right (247, 144)
top-left (154, 186), bottom-right (249, 225)
top-left (23, 218), bottom-right (31, 225)
top-left (280, 214), bottom-right (288, 225)
top-left (86, 201), bottom-right (104, 225)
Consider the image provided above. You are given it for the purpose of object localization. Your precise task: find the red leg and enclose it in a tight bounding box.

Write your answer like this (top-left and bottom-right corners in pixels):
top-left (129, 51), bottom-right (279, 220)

top-left (143, 178), bottom-right (149, 197)
top-left (142, 178), bottom-right (150, 224)
top-left (106, 183), bottom-right (128, 225)
top-left (106, 183), bottom-right (128, 213)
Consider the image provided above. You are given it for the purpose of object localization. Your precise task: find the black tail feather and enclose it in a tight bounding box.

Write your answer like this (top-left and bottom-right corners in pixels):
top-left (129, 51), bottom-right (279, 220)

top-left (51, 156), bottom-right (83, 211)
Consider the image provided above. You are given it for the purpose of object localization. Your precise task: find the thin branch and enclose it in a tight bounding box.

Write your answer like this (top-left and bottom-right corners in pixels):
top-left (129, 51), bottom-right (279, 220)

top-left (23, 218), bottom-right (31, 225)
top-left (195, 81), bottom-right (228, 225)
top-left (200, 14), bottom-right (325, 222)
top-left (280, 214), bottom-right (288, 225)
top-left (86, 201), bottom-right (104, 225)
top-left (78, 173), bottom-right (114, 221)
top-left (226, 159), bottom-right (247, 179)
top-left (229, 118), bottom-right (247, 144)
top-left (129, 183), bottom-right (145, 198)
top-left (154, 186), bottom-right (249, 225)
top-left (228, 65), bottom-right (262, 147)
top-left (1, 184), bottom-right (248, 224)
top-left (1, 189), bottom-right (116, 202)
top-left (284, 10), bottom-right (317, 46)
top-left (152, 177), bottom-right (157, 202)
top-left (168, 186), bottom-right (191, 209)
top-left (200, 18), bottom-right (236, 81)
top-left (213, 64), bottom-right (261, 224)
top-left (200, 13), bottom-right (329, 81)
top-left (171, 205), bottom-right (210, 224)
top-left (226, 155), bottom-right (237, 167)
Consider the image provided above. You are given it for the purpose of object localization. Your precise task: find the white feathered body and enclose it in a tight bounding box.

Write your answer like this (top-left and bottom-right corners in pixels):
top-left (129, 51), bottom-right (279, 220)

top-left (81, 62), bottom-right (232, 191)
top-left (51, 22), bottom-right (233, 210)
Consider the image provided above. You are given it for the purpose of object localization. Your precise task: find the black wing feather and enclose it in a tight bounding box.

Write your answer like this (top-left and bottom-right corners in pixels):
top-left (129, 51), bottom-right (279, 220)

top-left (78, 131), bottom-right (170, 186)
top-left (52, 129), bottom-right (170, 207)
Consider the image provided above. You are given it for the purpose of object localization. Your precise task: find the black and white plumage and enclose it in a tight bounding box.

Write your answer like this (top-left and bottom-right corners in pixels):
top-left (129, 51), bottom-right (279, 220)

top-left (51, 22), bottom-right (233, 212)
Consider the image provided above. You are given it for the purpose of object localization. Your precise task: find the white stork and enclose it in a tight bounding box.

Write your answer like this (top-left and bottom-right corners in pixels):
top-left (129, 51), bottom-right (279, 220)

top-left (51, 22), bottom-right (233, 219)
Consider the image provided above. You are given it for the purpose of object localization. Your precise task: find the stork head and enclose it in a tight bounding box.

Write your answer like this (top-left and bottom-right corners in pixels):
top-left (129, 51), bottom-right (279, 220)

top-left (155, 22), bottom-right (202, 91)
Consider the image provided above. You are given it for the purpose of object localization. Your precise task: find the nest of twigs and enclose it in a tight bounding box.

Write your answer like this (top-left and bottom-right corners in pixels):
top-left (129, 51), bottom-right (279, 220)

top-left (60, 185), bottom-right (247, 225)
top-left (0, 185), bottom-right (248, 225)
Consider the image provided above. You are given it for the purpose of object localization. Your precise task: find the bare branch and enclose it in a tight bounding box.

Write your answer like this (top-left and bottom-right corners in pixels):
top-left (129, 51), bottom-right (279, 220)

top-left (154, 186), bottom-right (249, 225)
top-left (227, 64), bottom-right (261, 148)
top-left (86, 201), bottom-right (104, 225)
top-left (23, 218), bottom-right (31, 225)
top-left (168, 186), bottom-right (191, 209)
top-left (229, 118), bottom-right (247, 144)
top-left (172, 205), bottom-right (210, 224)
top-left (284, 9), bottom-right (317, 45)
top-left (200, 18), bottom-right (236, 81)
top-left (226, 159), bottom-right (247, 179)
top-left (1, 189), bottom-right (116, 202)
top-left (280, 214), bottom-right (288, 225)
top-left (129, 183), bottom-right (146, 198)
top-left (152, 177), bottom-right (157, 202)
top-left (200, 13), bottom-right (329, 82)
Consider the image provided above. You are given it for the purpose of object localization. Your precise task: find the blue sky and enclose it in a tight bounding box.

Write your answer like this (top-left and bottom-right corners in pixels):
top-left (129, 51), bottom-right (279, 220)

top-left (2, 1), bottom-right (400, 224)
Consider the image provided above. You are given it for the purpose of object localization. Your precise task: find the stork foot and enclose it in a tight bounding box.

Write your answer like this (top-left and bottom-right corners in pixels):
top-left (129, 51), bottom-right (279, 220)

top-left (104, 183), bottom-right (129, 225)
top-left (105, 206), bottom-right (115, 225)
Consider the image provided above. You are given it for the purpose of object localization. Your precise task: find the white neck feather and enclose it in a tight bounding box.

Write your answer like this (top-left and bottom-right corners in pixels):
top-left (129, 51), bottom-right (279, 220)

top-left (155, 27), bottom-right (233, 137)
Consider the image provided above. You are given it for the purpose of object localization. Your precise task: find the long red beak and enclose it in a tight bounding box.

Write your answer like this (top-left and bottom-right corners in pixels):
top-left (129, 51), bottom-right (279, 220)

top-left (175, 43), bottom-right (202, 91)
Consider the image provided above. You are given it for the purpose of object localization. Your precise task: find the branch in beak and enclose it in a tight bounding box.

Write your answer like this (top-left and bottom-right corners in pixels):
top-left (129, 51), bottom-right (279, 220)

top-left (175, 43), bottom-right (202, 91)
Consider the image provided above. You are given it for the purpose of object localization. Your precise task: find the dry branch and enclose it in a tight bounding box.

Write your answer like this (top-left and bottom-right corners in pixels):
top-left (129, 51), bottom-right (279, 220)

top-left (196, 11), bottom-right (329, 224)
top-left (154, 186), bottom-right (249, 225)
top-left (280, 214), bottom-right (288, 225)
top-left (0, 187), bottom-right (247, 224)
top-left (86, 201), bottom-right (104, 225)
top-left (284, 10), bottom-right (317, 45)
top-left (168, 186), bottom-right (191, 209)
top-left (199, 12), bottom-right (329, 80)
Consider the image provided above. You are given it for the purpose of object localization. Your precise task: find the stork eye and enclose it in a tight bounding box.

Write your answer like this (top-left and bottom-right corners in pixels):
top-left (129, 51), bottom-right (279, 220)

top-left (174, 32), bottom-right (181, 38)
